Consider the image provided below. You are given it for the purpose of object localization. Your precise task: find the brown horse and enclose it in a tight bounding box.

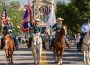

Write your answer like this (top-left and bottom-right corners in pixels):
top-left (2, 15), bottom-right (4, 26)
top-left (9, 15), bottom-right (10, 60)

top-left (53, 27), bottom-right (66, 65)
top-left (4, 34), bottom-right (15, 64)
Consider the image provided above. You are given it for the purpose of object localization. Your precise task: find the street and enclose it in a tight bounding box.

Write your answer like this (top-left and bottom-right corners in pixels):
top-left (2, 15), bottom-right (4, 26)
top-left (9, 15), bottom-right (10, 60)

top-left (0, 44), bottom-right (86, 65)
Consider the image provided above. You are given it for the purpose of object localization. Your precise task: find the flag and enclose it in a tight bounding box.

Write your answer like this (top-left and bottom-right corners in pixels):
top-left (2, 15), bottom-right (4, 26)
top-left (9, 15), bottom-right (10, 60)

top-left (45, 5), bottom-right (56, 32)
top-left (21, 0), bottom-right (33, 32)
top-left (1, 3), bottom-right (8, 26)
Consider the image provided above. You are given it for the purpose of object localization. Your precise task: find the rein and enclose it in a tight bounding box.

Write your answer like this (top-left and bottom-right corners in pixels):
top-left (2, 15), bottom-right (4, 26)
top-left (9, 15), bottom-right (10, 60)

top-left (83, 42), bottom-right (90, 46)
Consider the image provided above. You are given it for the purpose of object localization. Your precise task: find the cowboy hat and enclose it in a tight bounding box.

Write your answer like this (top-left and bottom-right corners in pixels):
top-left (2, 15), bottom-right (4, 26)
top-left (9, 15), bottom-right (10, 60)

top-left (57, 17), bottom-right (64, 21)
top-left (35, 18), bottom-right (41, 22)
top-left (7, 17), bottom-right (11, 21)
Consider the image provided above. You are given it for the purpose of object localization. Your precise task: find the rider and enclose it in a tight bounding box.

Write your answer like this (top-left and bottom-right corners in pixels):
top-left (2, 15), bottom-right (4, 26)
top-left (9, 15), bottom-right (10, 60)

top-left (33, 18), bottom-right (41, 36)
top-left (6, 17), bottom-right (18, 50)
top-left (8, 18), bottom-right (18, 50)
top-left (78, 18), bottom-right (90, 51)
top-left (52, 17), bottom-right (63, 36)
top-left (31, 18), bottom-right (42, 46)
top-left (50, 17), bottom-right (70, 48)
top-left (6, 17), bottom-right (13, 33)
top-left (81, 18), bottom-right (90, 38)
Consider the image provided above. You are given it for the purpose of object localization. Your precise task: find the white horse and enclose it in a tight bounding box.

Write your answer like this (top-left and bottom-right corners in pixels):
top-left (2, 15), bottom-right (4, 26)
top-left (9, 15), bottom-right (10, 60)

top-left (31, 33), bottom-right (42, 65)
top-left (81, 31), bottom-right (90, 65)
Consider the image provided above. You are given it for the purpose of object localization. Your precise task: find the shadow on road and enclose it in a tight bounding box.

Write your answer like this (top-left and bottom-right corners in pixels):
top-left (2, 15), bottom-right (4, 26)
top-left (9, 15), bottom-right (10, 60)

top-left (0, 63), bottom-right (35, 65)
top-left (45, 47), bottom-right (83, 65)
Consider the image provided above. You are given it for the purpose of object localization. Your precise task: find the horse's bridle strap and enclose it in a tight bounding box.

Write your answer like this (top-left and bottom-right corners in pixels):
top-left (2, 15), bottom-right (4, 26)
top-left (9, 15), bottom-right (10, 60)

top-left (83, 42), bottom-right (90, 46)
top-left (33, 41), bottom-right (42, 45)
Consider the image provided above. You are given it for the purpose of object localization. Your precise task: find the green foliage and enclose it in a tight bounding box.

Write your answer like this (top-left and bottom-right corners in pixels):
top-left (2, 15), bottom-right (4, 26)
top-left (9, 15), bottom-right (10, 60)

top-left (56, 0), bottom-right (90, 34)
top-left (10, 1), bottom-right (20, 7)
top-left (6, 6), bottom-right (23, 34)
top-left (70, 0), bottom-right (90, 18)
top-left (0, 4), bottom-right (23, 34)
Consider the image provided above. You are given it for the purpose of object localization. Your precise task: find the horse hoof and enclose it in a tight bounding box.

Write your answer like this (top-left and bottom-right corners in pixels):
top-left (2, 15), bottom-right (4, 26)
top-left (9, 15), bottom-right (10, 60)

top-left (38, 61), bottom-right (40, 64)
top-left (55, 61), bottom-right (57, 63)
top-left (83, 61), bottom-right (86, 63)
top-left (57, 64), bottom-right (62, 65)
top-left (34, 62), bottom-right (37, 65)
top-left (11, 61), bottom-right (13, 64)
top-left (60, 64), bottom-right (62, 65)
top-left (57, 62), bottom-right (62, 65)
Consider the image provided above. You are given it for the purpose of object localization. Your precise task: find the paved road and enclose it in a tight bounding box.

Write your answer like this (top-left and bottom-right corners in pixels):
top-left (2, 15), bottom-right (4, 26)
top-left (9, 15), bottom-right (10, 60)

top-left (0, 44), bottom-right (86, 65)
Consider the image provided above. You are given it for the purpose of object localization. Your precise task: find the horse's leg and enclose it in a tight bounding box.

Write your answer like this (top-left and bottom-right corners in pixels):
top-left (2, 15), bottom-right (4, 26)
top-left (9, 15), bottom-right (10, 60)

top-left (10, 50), bottom-right (13, 64)
top-left (58, 48), bottom-right (64, 65)
top-left (83, 51), bottom-right (86, 63)
top-left (37, 47), bottom-right (39, 64)
top-left (86, 51), bottom-right (88, 64)
top-left (53, 48), bottom-right (58, 63)
top-left (87, 50), bottom-right (90, 64)
top-left (5, 50), bottom-right (9, 64)
top-left (89, 51), bottom-right (90, 64)
top-left (38, 43), bottom-right (42, 64)
top-left (32, 46), bottom-right (37, 64)
top-left (8, 50), bottom-right (11, 64)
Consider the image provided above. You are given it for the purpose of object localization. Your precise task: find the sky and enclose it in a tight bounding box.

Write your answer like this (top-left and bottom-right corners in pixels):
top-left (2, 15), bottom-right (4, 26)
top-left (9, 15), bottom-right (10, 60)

top-left (19, 0), bottom-right (70, 5)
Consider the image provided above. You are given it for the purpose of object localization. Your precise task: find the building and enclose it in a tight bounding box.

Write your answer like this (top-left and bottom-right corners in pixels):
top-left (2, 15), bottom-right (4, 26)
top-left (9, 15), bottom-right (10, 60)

top-left (32, 0), bottom-right (56, 23)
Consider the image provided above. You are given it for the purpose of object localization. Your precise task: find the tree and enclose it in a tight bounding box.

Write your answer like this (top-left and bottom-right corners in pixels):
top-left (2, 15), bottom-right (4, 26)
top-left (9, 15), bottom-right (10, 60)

top-left (10, 1), bottom-right (20, 8)
top-left (56, 0), bottom-right (90, 34)
top-left (70, 0), bottom-right (90, 18)
top-left (0, 3), bottom-right (23, 34)
top-left (56, 2), bottom-right (81, 34)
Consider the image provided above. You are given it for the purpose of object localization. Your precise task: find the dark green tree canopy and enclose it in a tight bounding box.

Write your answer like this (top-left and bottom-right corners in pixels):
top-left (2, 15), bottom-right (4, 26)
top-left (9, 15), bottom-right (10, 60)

top-left (56, 0), bottom-right (90, 34)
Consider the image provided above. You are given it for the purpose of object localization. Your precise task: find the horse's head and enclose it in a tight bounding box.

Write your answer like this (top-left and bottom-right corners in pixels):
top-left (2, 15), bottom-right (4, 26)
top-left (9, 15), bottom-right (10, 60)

top-left (4, 34), bottom-right (13, 41)
top-left (83, 30), bottom-right (90, 45)
top-left (59, 27), bottom-right (65, 36)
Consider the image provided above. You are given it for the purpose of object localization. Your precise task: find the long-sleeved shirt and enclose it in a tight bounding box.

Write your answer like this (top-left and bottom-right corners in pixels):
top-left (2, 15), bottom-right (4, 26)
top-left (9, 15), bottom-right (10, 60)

top-left (76, 35), bottom-right (81, 43)
top-left (33, 26), bottom-right (41, 33)
top-left (81, 23), bottom-right (90, 33)
top-left (6, 23), bottom-right (13, 30)
top-left (52, 23), bottom-right (62, 32)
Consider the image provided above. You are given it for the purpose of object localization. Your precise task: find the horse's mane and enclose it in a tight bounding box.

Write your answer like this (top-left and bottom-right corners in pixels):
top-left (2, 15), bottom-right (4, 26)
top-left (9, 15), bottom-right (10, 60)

top-left (5, 34), bottom-right (13, 40)
top-left (60, 27), bottom-right (65, 36)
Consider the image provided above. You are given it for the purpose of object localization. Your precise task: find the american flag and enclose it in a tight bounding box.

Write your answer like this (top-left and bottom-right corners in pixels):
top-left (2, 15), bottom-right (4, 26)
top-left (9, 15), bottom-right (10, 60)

top-left (1, 3), bottom-right (8, 27)
top-left (21, 0), bottom-right (33, 33)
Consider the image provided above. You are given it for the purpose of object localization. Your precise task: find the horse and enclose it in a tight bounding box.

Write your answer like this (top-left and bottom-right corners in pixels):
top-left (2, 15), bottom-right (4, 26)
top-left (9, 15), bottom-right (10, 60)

top-left (27, 34), bottom-right (47, 49)
top-left (81, 30), bottom-right (90, 65)
top-left (4, 34), bottom-right (15, 64)
top-left (53, 27), bottom-right (67, 65)
top-left (31, 33), bottom-right (42, 65)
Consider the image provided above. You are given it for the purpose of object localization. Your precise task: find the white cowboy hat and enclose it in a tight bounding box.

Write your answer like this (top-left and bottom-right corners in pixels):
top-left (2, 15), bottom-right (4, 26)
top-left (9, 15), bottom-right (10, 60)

top-left (2, 12), bottom-right (5, 14)
top-left (35, 18), bottom-right (41, 22)
top-left (57, 17), bottom-right (64, 21)
top-left (7, 17), bottom-right (11, 21)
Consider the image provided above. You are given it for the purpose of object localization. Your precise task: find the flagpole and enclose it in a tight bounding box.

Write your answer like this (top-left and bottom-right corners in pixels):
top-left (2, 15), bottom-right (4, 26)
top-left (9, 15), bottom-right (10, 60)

top-left (50, 0), bottom-right (54, 36)
top-left (49, 0), bottom-right (54, 45)
top-left (28, 0), bottom-right (30, 44)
